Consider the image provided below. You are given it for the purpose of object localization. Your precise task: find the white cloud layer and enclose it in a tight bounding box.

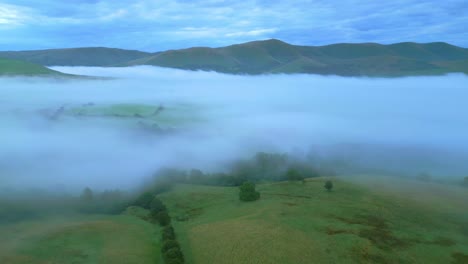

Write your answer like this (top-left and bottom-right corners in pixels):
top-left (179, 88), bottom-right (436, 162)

top-left (1, 67), bottom-right (468, 191)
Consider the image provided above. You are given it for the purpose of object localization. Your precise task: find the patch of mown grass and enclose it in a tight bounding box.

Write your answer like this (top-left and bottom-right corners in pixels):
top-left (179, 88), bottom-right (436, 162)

top-left (0, 215), bottom-right (161, 264)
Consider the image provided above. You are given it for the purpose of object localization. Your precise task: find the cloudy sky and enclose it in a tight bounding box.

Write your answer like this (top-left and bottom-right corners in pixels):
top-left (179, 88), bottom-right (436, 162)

top-left (0, 0), bottom-right (467, 51)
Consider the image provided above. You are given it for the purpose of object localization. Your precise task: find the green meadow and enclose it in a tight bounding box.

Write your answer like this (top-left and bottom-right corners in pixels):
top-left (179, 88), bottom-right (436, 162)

top-left (65, 103), bottom-right (204, 128)
top-left (158, 177), bottom-right (468, 264)
top-left (0, 176), bottom-right (467, 264)
top-left (0, 58), bottom-right (62, 76)
top-left (0, 214), bottom-right (162, 264)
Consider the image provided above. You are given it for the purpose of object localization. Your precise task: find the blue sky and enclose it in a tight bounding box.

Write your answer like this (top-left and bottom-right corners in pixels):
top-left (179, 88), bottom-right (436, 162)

top-left (0, 0), bottom-right (467, 51)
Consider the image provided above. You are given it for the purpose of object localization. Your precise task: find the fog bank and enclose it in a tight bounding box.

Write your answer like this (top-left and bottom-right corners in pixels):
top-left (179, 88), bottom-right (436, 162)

top-left (1, 66), bottom-right (468, 191)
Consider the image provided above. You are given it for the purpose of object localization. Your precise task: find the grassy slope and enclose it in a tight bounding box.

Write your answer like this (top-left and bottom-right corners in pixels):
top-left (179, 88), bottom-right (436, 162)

top-left (2, 40), bottom-right (467, 76)
top-left (159, 177), bottom-right (468, 264)
top-left (0, 214), bottom-right (162, 264)
top-left (0, 57), bottom-right (64, 76)
top-left (0, 48), bottom-right (151, 66)
top-left (133, 39), bottom-right (468, 76)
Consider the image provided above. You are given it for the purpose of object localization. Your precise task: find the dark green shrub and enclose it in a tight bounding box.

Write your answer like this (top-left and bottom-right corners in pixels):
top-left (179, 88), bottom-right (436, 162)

top-left (163, 226), bottom-right (176, 240)
top-left (324, 180), bottom-right (333, 192)
top-left (150, 197), bottom-right (166, 213)
top-left (286, 168), bottom-right (304, 182)
top-left (164, 247), bottom-right (184, 263)
top-left (165, 259), bottom-right (184, 264)
top-left (162, 240), bottom-right (180, 253)
top-left (156, 211), bottom-right (171, 226)
top-left (239, 182), bottom-right (260, 202)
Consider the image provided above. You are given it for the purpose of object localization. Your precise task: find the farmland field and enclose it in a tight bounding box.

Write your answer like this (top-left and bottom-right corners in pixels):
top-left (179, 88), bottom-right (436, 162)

top-left (159, 177), bottom-right (468, 264)
top-left (0, 214), bottom-right (162, 264)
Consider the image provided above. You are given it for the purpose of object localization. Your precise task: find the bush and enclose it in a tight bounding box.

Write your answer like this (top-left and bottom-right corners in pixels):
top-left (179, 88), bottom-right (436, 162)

top-left (156, 211), bottom-right (171, 226)
top-left (239, 182), bottom-right (260, 202)
top-left (286, 168), bottom-right (304, 182)
top-left (324, 180), bottom-right (333, 192)
top-left (162, 225), bottom-right (176, 240)
top-left (165, 259), bottom-right (184, 264)
top-left (164, 247), bottom-right (184, 263)
top-left (133, 192), bottom-right (154, 209)
top-left (162, 240), bottom-right (180, 253)
top-left (150, 197), bottom-right (166, 213)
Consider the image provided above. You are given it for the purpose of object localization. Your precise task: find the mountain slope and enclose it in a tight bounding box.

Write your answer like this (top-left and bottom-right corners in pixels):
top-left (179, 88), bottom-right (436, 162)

top-left (131, 39), bottom-right (468, 76)
top-left (2, 40), bottom-right (468, 76)
top-left (0, 47), bottom-right (151, 66)
top-left (0, 57), bottom-right (65, 76)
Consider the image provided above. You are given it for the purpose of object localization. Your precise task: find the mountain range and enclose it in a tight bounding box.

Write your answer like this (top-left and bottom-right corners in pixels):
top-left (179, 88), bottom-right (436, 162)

top-left (1, 39), bottom-right (468, 76)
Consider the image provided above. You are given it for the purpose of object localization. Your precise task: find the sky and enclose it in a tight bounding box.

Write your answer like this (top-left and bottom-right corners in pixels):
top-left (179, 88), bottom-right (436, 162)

top-left (0, 0), bottom-right (467, 51)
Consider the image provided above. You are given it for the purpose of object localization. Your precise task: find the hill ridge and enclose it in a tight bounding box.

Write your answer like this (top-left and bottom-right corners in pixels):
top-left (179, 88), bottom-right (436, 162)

top-left (1, 39), bottom-right (468, 76)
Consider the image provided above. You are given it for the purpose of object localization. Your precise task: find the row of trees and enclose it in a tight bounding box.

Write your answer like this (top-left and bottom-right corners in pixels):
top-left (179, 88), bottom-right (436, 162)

top-left (238, 179), bottom-right (333, 203)
top-left (140, 152), bottom-right (330, 194)
top-left (133, 193), bottom-right (184, 263)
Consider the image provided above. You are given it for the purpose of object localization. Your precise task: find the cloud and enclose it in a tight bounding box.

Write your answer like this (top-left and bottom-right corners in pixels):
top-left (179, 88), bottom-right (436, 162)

top-left (1, 67), bottom-right (468, 191)
top-left (0, 1), bottom-right (466, 51)
top-left (0, 3), bottom-right (33, 26)
top-left (225, 28), bottom-right (277, 37)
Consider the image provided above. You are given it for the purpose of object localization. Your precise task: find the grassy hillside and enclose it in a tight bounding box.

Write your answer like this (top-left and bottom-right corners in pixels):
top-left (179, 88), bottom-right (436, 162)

top-left (0, 57), bottom-right (64, 76)
top-left (0, 47), bottom-right (151, 66)
top-left (0, 214), bottom-right (162, 264)
top-left (159, 177), bottom-right (468, 264)
top-left (128, 39), bottom-right (468, 76)
top-left (2, 39), bottom-right (467, 76)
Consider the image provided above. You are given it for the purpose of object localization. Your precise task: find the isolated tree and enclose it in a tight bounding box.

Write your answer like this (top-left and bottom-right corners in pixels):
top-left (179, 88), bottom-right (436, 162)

top-left (239, 181), bottom-right (260, 202)
top-left (80, 187), bottom-right (94, 202)
top-left (324, 180), bottom-right (333, 192)
top-left (286, 168), bottom-right (304, 182)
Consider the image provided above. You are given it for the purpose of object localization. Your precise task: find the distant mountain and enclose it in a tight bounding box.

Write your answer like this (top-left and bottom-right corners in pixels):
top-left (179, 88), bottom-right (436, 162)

top-left (0, 57), bottom-right (65, 76)
top-left (2, 39), bottom-right (468, 76)
top-left (0, 47), bottom-right (151, 67)
top-left (128, 39), bottom-right (468, 76)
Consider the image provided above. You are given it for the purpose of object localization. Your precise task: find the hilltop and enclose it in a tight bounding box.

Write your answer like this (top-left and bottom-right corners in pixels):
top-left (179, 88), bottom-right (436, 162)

top-left (1, 39), bottom-right (468, 76)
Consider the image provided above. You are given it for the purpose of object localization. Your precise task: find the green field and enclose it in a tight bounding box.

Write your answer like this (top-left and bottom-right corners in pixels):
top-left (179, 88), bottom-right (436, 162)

top-left (0, 214), bottom-right (162, 264)
top-left (159, 177), bottom-right (468, 264)
top-left (0, 57), bottom-right (64, 76)
top-left (66, 103), bottom-right (204, 128)
top-left (1, 176), bottom-right (466, 264)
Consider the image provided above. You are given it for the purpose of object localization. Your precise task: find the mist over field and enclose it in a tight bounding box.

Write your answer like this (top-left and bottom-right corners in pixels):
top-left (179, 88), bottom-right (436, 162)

top-left (1, 66), bottom-right (468, 191)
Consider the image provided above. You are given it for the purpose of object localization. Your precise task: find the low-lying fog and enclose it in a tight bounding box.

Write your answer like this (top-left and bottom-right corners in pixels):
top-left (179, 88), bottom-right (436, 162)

top-left (1, 66), bottom-right (468, 191)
